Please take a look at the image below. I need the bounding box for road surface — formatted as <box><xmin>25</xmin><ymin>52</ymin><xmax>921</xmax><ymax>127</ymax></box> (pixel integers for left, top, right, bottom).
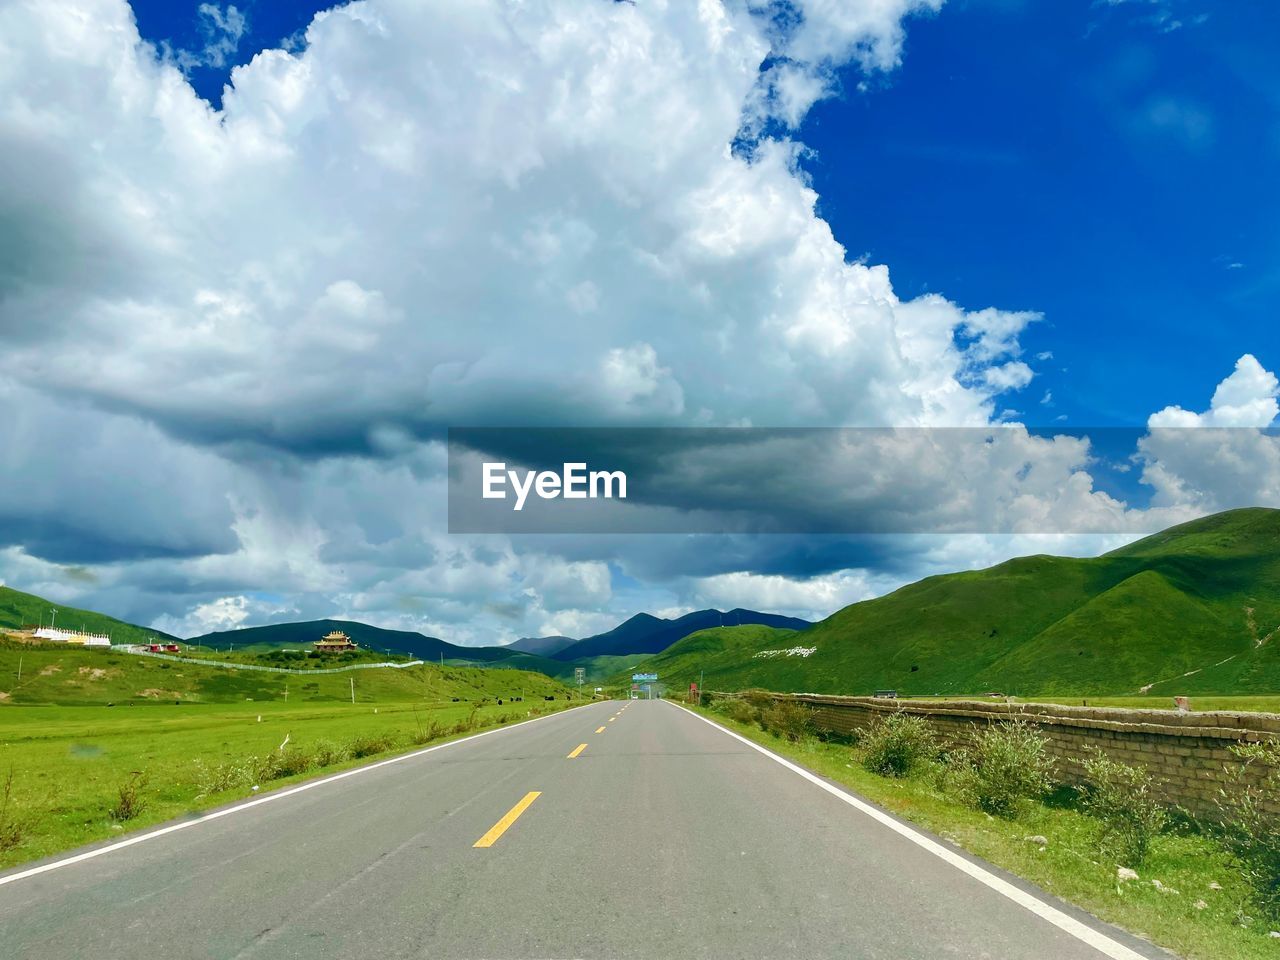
<box><xmin>0</xmin><ymin>699</ymin><xmax>1171</xmax><ymax>959</ymax></box>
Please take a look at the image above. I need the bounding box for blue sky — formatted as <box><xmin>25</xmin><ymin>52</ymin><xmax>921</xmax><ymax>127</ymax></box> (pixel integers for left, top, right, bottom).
<box><xmin>799</xmin><ymin>0</ymin><xmax>1278</xmax><ymax>426</ymax></box>
<box><xmin>2</xmin><ymin>0</ymin><xmax>1277</xmax><ymax>641</ymax></box>
<box><xmin>129</xmin><ymin>0</ymin><xmax>1279</xmax><ymax>429</ymax></box>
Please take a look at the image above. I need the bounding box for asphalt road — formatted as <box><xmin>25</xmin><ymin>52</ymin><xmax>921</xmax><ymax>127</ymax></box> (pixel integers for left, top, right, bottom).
<box><xmin>0</xmin><ymin>699</ymin><xmax>1171</xmax><ymax>960</ymax></box>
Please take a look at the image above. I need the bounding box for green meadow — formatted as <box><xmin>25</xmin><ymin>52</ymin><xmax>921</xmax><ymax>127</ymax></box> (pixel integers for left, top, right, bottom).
<box><xmin>0</xmin><ymin>641</ymin><xmax>581</xmax><ymax>869</ymax></box>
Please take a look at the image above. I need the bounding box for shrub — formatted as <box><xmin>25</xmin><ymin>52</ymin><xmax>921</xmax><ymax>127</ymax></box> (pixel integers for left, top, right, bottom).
<box><xmin>0</xmin><ymin>768</ymin><xmax>24</xmax><ymax>853</ymax></box>
<box><xmin>951</xmin><ymin>720</ymin><xmax>1055</xmax><ymax>818</ymax></box>
<box><xmin>739</xmin><ymin>689</ymin><xmax>775</xmax><ymax>711</ymax></box>
<box><xmin>312</xmin><ymin>739</ymin><xmax>350</xmax><ymax>766</ymax></box>
<box><xmin>410</xmin><ymin>722</ymin><xmax>443</xmax><ymax>746</ymax></box>
<box><xmin>272</xmin><ymin>748</ymin><xmax>316</xmax><ymax>778</ymax></box>
<box><xmin>719</xmin><ymin>698</ymin><xmax>759</xmax><ymax>726</ymax></box>
<box><xmin>860</xmin><ymin>712</ymin><xmax>937</xmax><ymax>778</ymax></box>
<box><xmin>348</xmin><ymin>733</ymin><xmax>400</xmax><ymax>759</ymax></box>
<box><xmin>193</xmin><ymin>758</ymin><xmax>251</xmax><ymax>797</ymax></box>
<box><xmin>1215</xmin><ymin>740</ymin><xmax>1280</xmax><ymax>921</ymax></box>
<box><xmin>110</xmin><ymin>772</ymin><xmax>148</xmax><ymax>822</ymax></box>
<box><xmin>760</xmin><ymin>700</ymin><xmax>814</xmax><ymax>743</ymax></box>
<box><xmin>1081</xmin><ymin>751</ymin><xmax>1167</xmax><ymax>867</ymax></box>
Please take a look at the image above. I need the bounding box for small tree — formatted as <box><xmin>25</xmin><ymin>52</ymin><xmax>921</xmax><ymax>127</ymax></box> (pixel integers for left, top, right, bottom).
<box><xmin>1081</xmin><ymin>751</ymin><xmax>1167</xmax><ymax>867</ymax></box>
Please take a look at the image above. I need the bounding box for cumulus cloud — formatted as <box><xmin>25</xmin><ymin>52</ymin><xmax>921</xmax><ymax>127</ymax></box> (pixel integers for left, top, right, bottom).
<box><xmin>0</xmin><ymin>0</ymin><xmax>1272</xmax><ymax>643</ymax></box>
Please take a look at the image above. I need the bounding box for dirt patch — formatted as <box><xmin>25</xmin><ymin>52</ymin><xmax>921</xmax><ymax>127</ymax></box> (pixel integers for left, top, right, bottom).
<box><xmin>39</xmin><ymin>664</ymin><xmax>62</xmax><ymax>677</ymax></box>
<box><xmin>136</xmin><ymin>688</ymin><xmax>184</xmax><ymax>699</ymax></box>
<box><xmin>77</xmin><ymin>666</ymin><xmax>118</xmax><ymax>681</ymax></box>
<box><xmin>0</xmin><ymin>691</ymin><xmax>10</xmax><ymax>702</ymax></box>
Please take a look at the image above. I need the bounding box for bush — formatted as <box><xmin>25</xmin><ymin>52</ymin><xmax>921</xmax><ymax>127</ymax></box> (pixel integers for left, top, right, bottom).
<box><xmin>1215</xmin><ymin>740</ymin><xmax>1280</xmax><ymax>921</ymax></box>
<box><xmin>110</xmin><ymin>772</ymin><xmax>148</xmax><ymax>822</ymax></box>
<box><xmin>718</xmin><ymin>698</ymin><xmax>759</xmax><ymax>726</ymax></box>
<box><xmin>951</xmin><ymin>721</ymin><xmax>1055</xmax><ymax>818</ymax></box>
<box><xmin>193</xmin><ymin>758</ymin><xmax>251</xmax><ymax>797</ymax></box>
<box><xmin>312</xmin><ymin>739</ymin><xmax>350</xmax><ymax>766</ymax></box>
<box><xmin>410</xmin><ymin>722</ymin><xmax>443</xmax><ymax>746</ymax></box>
<box><xmin>347</xmin><ymin>733</ymin><xmax>400</xmax><ymax>759</ymax></box>
<box><xmin>860</xmin><ymin>712</ymin><xmax>937</xmax><ymax>778</ymax></box>
<box><xmin>0</xmin><ymin>768</ymin><xmax>24</xmax><ymax>853</ymax></box>
<box><xmin>760</xmin><ymin>700</ymin><xmax>814</xmax><ymax>743</ymax></box>
<box><xmin>1081</xmin><ymin>751</ymin><xmax>1167</xmax><ymax>867</ymax></box>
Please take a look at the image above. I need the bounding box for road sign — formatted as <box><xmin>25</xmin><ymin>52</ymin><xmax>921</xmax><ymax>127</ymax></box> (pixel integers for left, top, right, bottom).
<box><xmin>574</xmin><ymin>667</ymin><xmax>586</xmax><ymax>686</ymax></box>
<box><xmin>632</xmin><ymin>673</ymin><xmax>658</xmax><ymax>682</ymax></box>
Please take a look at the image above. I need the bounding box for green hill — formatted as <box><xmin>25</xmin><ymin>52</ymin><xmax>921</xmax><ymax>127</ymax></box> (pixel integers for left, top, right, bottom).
<box><xmin>0</xmin><ymin>585</ymin><xmax>178</xmax><ymax>645</ymax></box>
<box><xmin>0</xmin><ymin>639</ymin><xmax>571</xmax><ymax>706</ymax></box>
<box><xmin>615</xmin><ymin>508</ymin><xmax>1280</xmax><ymax>698</ymax></box>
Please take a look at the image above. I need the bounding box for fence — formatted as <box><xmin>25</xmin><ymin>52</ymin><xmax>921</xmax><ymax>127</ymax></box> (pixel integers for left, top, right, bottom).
<box><xmin>709</xmin><ymin>691</ymin><xmax>1280</xmax><ymax>817</ymax></box>
<box><xmin>119</xmin><ymin>647</ymin><xmax>426</xmax><ymax>676</ymax></box>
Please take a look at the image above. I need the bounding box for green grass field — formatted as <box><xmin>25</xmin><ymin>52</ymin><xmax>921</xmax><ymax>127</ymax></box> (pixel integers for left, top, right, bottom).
<box><xmin>0</xmin><ymin>697</ymin><xmax>585</xmax><ymax>870</ymax></box>
<box><xmin>0</xmin><ymin>638</ymin><xmax>583</xmax><ymax>869</ymax></box>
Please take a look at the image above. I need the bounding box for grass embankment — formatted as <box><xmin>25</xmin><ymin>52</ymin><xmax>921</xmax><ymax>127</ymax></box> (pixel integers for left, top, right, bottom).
<box><xmin>688</xmin><ymin>699</ymin><xmax>1277</xmax><ymax>960</ymax></box>
<box><xmin>0</xmin><ymin>697</ymin><xmax>584</xmax><ymax>870</ymax></box>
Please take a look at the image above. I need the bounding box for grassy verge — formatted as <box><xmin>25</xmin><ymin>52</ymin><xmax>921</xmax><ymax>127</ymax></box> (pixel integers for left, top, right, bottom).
<box><xmin>687</xmin><ymin>701</ymin><xmax>1272</xmax><ymax>960</ymax></box>
<box><xmin>0</xmin><ymin>697</ymin><xmax>584</xmax><ymax>870</ymax></box>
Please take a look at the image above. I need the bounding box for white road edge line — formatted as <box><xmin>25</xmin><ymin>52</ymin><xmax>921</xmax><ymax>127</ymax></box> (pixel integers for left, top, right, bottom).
<box><xmin>0</xmin><ymin>701</ymin><xmax>597</xmax><ymax>889</ymax></box>
<box><xmin>669</xmin><ymin>701</ymin><xmax>1150</xmax><ymax>960</ymax></box>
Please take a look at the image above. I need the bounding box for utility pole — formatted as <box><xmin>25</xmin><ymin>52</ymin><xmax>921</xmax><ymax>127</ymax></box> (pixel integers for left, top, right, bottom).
<box><xmin>50</xmin><ymin>608</ymin><xmax>57</xmax><ymax>630</ymax></box>
<box><xmin>16</xmin><ymin>655</ymin><xmax>22</xmax><ymax>686</ymax></box>
<box><xmin>350</xmin><ymin>677</ymin><xmax>355</xmax><ymax>704</ymax></box>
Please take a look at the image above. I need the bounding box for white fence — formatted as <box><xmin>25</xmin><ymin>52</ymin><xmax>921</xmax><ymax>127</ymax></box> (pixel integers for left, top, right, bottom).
<box><xmin>119</xmin><ymin>647</ymin><xmax>426</xmax><ymax>676</ymax></box>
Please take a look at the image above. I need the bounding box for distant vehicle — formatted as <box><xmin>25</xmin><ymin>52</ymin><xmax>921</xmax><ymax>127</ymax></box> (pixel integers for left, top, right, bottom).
<box><xmin>873</xmin><ymin>690</ymin><xmax>898</xmax><ymax>699</ymax></box>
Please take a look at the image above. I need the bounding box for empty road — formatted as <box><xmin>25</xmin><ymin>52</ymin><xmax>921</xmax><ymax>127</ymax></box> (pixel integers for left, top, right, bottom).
<box><xmin>0</xmin><ymin>699</ymin><xmax>1169</xmax><ymax>959</ymax></box>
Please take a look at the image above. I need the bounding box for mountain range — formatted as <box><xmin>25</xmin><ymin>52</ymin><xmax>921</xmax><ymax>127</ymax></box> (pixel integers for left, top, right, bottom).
<box><xmin>185</xmin><ymin>608</ymin><xmax>808</xmax><ymax>679</ymax></box>
<box><xmin>7</xmin><ymin>508</ymin><xmax>1279</xmax><ymax>698</ymax></box>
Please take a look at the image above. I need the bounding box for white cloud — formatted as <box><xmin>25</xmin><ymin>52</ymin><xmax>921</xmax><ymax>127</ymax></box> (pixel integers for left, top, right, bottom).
<box><xmin>688</xmin><ymin>569</ymin><xmax>882</xmax><ymax>622</ymax></box>
<box><xmin>0</xmin><ymin>0</ymin><xmax>1270</xmax><ymax>646</ymax></box>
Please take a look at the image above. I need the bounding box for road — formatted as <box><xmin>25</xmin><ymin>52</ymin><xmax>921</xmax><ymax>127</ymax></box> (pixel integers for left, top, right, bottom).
<box><xmin>0</xmin><ymin>699</ymin><xmax>1169</xmax><ymax>959</ymax></box>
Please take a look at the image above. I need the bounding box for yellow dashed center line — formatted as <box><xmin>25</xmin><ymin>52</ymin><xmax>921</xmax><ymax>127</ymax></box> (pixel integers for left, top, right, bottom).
<box><xmin>567</xmin><ymin>743</ymin><xmax>588</xmax><ymax>759</ymax></box>
<box><xmin>595</xmin><ymin>726</ymin><xmax>606</xmax><ymax>734</ymax></box>
<box><xmin>473</xmin><ymin>791</ymin><xmax>541</xmax><ymax>848</ymax></box>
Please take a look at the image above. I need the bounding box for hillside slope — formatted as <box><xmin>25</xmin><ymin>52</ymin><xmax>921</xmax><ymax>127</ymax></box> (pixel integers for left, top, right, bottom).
<box><xmin>619</xmin><ymin>508</ymin><xmax>1280</xmax><ymax>698</ymax></box>
<box><xmin>553</xmin><ymin>608</ymin><xmax>812</xmax><ymax>661</ymax></box>
<box><xmin>0</xmin><ymin>640</ymin><xmax>570</xmax><ymax>706</ymax></box>
<box><xmin>0</xmin><ymin>586</ymin><xmax>177</xmax><ymax>645</ymax></box>
<box><xmin>506</xmin><ymin>635</ymin><xmax>577</xmax><ymax>657</ymax></box>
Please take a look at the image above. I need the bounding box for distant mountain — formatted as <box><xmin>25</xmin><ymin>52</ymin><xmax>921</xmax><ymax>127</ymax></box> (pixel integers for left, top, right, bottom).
<box><xmin>613</xmin><ymin>508</ymin><xmax>1280</xmax><ymax>698</ymax></box>
<box><xmin>553</xmin><ymin>608</ymin><xmax>812</xmax><ymax>661</ymax></box>
<box><xmin>190</xmin><ymin>619</ymin><xmax>486</xmax><ymax>662</ymax></box>
<box><xmin>506</xmin><ymin>635</ymin><xmax>577</xmax><ymax>657</ymax></box>
<box><xmin>0</xmin><ymin>585</ymin><xmax>178</xmax><ymax>646</ymax></box>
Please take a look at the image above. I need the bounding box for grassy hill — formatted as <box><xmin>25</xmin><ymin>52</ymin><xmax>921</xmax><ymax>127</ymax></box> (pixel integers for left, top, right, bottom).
<box><xmin>0</xmin><ymin>585</ymin><xmax>178</xmax><ymax>645</ymax></box>
<box><xmin>614</xmin><ymin>508</ymin><xmax>1280</xmax><ymax>698</ymax></box>
<box><xmin>0</xmin><ymin>639</ymin><xmax>572</xmax><ymax>706</ymax></box>
<box><xmin>552</xmin><ymin>608</ymin><xmax>811</xmax><ymax>661</ymax></box>
<box><xmin>506</xmin><ymin>635</ymin><xmax>577</xmax><ymax>656</ymax></box>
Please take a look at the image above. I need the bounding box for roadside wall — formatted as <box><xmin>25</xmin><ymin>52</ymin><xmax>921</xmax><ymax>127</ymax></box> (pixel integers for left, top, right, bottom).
<box><xmin>714</xmin><ymin>692</ymin><xmax>1280</xmax><ymax>817</ymax></box>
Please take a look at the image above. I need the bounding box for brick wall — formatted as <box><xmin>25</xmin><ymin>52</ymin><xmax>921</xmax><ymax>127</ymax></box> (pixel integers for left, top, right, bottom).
<box><xmin>716</xmin><ymin>692</ymin><xmax>1280</xmax><ymax>816</ymax></box>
